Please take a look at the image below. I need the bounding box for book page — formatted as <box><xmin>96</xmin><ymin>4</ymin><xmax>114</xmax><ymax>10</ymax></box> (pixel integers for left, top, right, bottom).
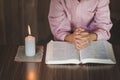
<box><xmin>45</xmin><ymin>41</ymin><xmax>80</xmax><ymax>64</ymax></box>
<box><xmin>80</xmin><ymin>41</ymin><xmax>116</xmax><ymax>64</ymax></box>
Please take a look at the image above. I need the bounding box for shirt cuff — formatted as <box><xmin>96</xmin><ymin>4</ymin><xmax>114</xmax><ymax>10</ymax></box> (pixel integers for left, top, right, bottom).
<box><xmin>94</xmin><ymin>29</ymin><xmax>110</xmax><ymax>40</ymax></box>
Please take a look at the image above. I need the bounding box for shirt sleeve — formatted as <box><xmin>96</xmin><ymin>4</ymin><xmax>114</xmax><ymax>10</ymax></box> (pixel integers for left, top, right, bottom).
<box><xmin>90</xmin><ymin>0</ymin><xmax>113</xmax><ymax>40</ymax></box>
<box><xmin>48</xmin><ymin>0</ymin><xmax>71</xmax><ymax>41</ymax></box>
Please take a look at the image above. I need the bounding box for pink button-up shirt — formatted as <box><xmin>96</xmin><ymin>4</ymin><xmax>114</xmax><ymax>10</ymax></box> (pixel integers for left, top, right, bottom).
<box><xmin>48</xmin><ymin>0</ymin><xmax>112</xmax><ymax>41</ymax></box>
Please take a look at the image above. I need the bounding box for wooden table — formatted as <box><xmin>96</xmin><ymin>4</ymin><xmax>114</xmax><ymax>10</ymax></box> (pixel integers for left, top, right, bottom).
<box><xmin>0</xmin><ymin>44</ymin><xmax>120</xmax><ymax>80</ymax></box>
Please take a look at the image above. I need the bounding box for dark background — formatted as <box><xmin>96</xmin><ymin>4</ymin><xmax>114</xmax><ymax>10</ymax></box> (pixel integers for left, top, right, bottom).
<box><xmin>0</xmin><ymin>0</ymin><xmax>120</xmax><ymax>45</ymax></box>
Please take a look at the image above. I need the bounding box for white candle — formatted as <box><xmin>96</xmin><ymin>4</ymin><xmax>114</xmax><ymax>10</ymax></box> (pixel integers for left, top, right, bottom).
<box><xmin>25</xmin><ymin>25</ymin><xmax>36</xmax><ymax>56</ymax></box>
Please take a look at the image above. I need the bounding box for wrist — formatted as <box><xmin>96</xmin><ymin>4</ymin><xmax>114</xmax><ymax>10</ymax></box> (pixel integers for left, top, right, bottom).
<box><xmin>89</xmin><ymin>33</ymin><xmax>97</xmax><ymax>41</ymax></box>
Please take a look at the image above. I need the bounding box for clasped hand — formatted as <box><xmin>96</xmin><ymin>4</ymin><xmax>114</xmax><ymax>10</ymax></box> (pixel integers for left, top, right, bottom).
<box><xmin>65</xmin><ymin>28</ymin><xmax>97</xmax><ymax>50</ymax></box>
<box><xmin>74</xmin><ymin>28</ymin><xmax>91</xmax><ymax>49</ymax></box>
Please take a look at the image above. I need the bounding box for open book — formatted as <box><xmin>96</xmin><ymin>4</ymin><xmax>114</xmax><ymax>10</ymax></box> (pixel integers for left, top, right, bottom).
<box><xmin>45</xmin><ymin>40</ymin><xmax>116</xmax><ymax>64</ymax></box>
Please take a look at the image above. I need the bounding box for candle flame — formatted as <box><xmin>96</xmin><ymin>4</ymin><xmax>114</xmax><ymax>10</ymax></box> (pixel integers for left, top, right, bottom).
<box><xmin>28</xmin><ymin>25</ymin><xmax>31</xmax><ymax>35</ymax></box>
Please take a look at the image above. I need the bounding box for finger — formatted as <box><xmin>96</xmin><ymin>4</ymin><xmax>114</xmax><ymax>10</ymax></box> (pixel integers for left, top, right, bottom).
<box><xmin>74</xmin><ymin>31</ymin><xmax>89</xmax><ymax>38</ymax></box>
<box><xmin>75</xmin><ymin>42</ymin><xmax>83</xmax><ymax>50</ymax></box>
<box><xmin>75</xmin><ymin>39</ymin><xmax>83</xmax><ymax>49</ymax></box>
<box><xmin>75</xmin><ymin>28</ymin><xmax>85</xmax><ymax>34</ymax></box>
<box><xmin>77</xmin><ymin>42</ymin><xmax>88</xmax><ymax>49</ymax></box>
<box><xmin>77</xmin><ymin>28</ymin><xmax>85</xmax><ymax>31</ymax></box>
<box><xmin>75</xmin><ymin>34</ymin><xmax>89</xmax><ymax>40</ymax></box>
<box><xmin>74</xmin><ymin>35</ymin><xmax>82</xmax><ymax>39</ymax></box>
<box><xmin>80</xmin><ymin>31</ymin><xmax>89</xmax><ymax>36</ymax></box>
<box><xmin>75</xmin><ymin>41</ymin><xmax>87</xmax><ymax>50</ymax></box>
<box><xmin>75</xmin><ymin>38</ymin><xmax>89</xmax><ymax>48</ymax></box>
<box><xmin>81</xmin><ymin>41</ymin><xmax>88</xmax><ymax>47</ymax></box>
<box><xmin>76</xmin><ymin>44</ymin><xmax>81</xmax><ymax>50</ymax></box>
<box><xmin>75</xmin><ymin>36</ymin><xmax>89</xmax><ymax>44</ymax></box>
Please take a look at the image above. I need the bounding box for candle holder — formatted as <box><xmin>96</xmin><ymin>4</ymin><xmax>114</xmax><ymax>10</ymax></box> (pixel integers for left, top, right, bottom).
<box><xmin>14</xmin><ymin>46</ymin><xmax>43</xmax><ymax>62</ymax></box>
